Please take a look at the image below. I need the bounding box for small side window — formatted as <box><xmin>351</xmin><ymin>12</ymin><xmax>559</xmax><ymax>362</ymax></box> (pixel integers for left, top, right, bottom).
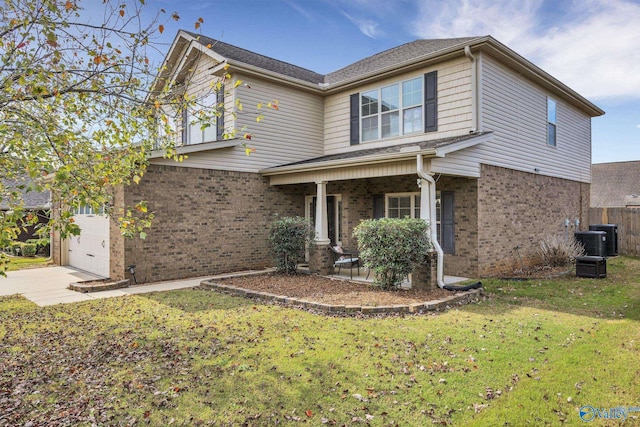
<box><xmin>547</xmin><ymin>97</ymin><xmax>557</xmax><ymax>147</ymax></box>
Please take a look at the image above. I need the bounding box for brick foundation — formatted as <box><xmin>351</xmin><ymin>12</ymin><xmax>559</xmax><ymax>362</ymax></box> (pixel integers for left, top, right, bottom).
<box><xmin>309</xmin><ymin>244</ymin><xmax>333</xmax><ymax>276</ymax></box>
<box><xmin>412</xmin><ymin>252</ymin><xmax>439</xmax><ymax>290</ymax></box>
<box><xmin>477</xmin><ymin>164</ymin><xmax>589</xmax><ymax>276</ymax></box>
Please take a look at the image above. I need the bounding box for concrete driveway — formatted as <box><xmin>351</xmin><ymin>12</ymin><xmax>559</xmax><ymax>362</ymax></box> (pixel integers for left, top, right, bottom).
<box><xmin>0</xmin><ymin>266</ymin><xmax>205</xmax><ymax>307</ymax></box>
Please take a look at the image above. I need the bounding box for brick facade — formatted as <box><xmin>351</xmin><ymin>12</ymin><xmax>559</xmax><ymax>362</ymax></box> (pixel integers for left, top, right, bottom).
<box><xmin>105</xmin><ymin>163</ymin><xmax>588</xmax><ymax>283</ymax></box>
<box><xmin>112</xmin><ymin>165</ymin><xmax>310</xmax><ymax>283</ymax></box>
<box><xmin>477</xmin><ymin>164</ymin><xmax>590</xmax><ymax>276</ymax></box>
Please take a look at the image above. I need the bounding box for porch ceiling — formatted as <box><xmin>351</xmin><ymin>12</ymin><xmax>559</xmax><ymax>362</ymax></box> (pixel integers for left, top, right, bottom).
<box><xmin>261</xmin><ymin>131</ymin><xmax>492</xmax><ymax>185</ymax></box>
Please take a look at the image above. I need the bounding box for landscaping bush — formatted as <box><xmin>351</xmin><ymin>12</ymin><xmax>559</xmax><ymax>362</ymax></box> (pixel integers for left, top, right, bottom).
<box><xmin>268</xmin><ymin>216</ymin><xmax>315</xmax><ymax>274</ymax></box>
<box><xmin>11</xmin><ymin>242</ymin><xmax>22</xmax><ymax>256</ymax></box>
<box><xmin>537</xmin><ymin>235</ymin><xmax>585</xmax><ymax>267</ymax></box>
<box><xmin>20</xmin><ymin>243</ymin><xmax>37</xmax><ymax>257</ymax></box>
<box><xmin>353</xmin><ymin>218</ymin><xmax>432</xmax><ymax>289</ymax></box>
<box><xmin>27</xmin><ymin>238</ymin><xmax>50</xmax><ymax>256</ymax></box>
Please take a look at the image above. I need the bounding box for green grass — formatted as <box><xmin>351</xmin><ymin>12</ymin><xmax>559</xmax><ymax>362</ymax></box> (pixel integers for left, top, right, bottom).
<box><xmin>5</xmin><ymin>255</ymin><xmax>52</xmax><ymax>271</ymax></box>
<box><xmin>0</xmin><ymin>258</ymin><xmax>639</xmax><ymax>425</ymax></box>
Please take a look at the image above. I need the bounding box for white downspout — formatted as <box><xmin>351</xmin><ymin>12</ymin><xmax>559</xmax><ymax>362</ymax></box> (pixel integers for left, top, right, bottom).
<box><xmin>464</xmin><ymin>45</ymin><xmax>480</xmax><ymax>133</ymax></box>
<box><xmin>417</xmin><ymin>154</ymin><xmax>445</xmax><ymax>289</ymax></box>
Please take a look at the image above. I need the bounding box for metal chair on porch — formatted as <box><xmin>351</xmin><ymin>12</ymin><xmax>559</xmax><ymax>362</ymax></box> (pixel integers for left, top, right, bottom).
<box><xmin>329</xmin><ymin>245</ymin><xmax>360</xmax><ymax>279</ymax></box>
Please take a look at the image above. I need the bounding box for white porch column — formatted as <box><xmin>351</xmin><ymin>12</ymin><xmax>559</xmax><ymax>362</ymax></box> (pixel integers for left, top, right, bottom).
<box><xmin>419</xmin><ymin>178</ymin><xmax>431</xmax><ymax>224</ymax></box>
<box><xmin>315</xmin><ymin>181</ymin><xmax>331</xmax><ymax>245</ymax></box>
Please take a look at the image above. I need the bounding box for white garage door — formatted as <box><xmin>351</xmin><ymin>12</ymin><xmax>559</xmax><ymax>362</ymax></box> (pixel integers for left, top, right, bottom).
<box><xmin>68</xmin><ymin>208</ymin><xmax>110</xmax><ymax>278</ymax></box>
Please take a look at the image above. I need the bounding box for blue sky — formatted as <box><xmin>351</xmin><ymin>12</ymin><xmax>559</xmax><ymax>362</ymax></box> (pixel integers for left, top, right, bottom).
<box><xmin>135</xmin><ymin>0</ymin><xmax>640</xmax><ymax>164</ymax></box>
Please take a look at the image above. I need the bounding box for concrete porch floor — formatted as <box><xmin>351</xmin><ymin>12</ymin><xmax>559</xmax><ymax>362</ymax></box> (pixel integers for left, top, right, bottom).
<box><xmin>298</xmin><ymin>264</ymin><xmax>469</xmax><ymax>286</ymax></box>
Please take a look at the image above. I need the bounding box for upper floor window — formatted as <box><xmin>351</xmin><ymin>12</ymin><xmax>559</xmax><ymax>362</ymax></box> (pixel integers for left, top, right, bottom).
<box><xmin>350</xmin><ymin>71</ymin><xmax>437</xmax><ymax>145</ymax></box>
<box><xmin>361</xmin><ymin>78</ymin><xmax>424</xmax><ymax>143</ymax></box>
<box><xmin>181</xmin><ymin>86</ymin><xmax>225</xmax><ymax>146</ymax></box>
<box><xmin>183</xmin><ymin>93</ymin><xmax>217</xmax><ymax>145</ymax></box>
<box><xmin>547</xmin><ymin>97</ymin><xmax>556</xmax><ymax>147</ymax></box>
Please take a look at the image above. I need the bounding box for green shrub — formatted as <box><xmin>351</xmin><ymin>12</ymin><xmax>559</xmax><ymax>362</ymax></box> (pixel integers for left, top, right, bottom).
<box><xmin>353</xmin><ymin>218</ymin><xmax>432</xmax><ymax>289</ymax></box>
<box><xmin>26</xmin><ymin>238</ymin><xmax>50</xmax><ymax>256</ymax></box>
<box><xmin>11</xmin><ymin>242</ymin><xmax>22</xmax><ymax>256</ymax></box>
<box><xmin>21</xmin><ymin>243</ymin><xmax>37</xmax><ymax>257</ymax></box>
<box><xmin>268</xmin><ymin>216</ymin><xmax>315</xmax><ymax>274</ymax></box>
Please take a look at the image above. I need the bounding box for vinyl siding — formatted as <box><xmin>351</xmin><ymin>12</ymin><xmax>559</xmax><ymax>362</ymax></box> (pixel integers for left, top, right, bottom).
<box><xmin>465</xmin><ymin>53</ymin><xmax>592</xmax><ymax>183</ymax></box>
<box><xmin>153</xmin><ymin>64</ymin><xmax>324</xmax><ymax>173</ymax></box>
<box><xmin>324</xmin><ymin>57</ymin><xmax>473</xmax><ymax>155</ymax></box>
<box><xmin>268</xmin><ymin>160</ymin><xmax>417</xmax><ymax>185</ymax></box>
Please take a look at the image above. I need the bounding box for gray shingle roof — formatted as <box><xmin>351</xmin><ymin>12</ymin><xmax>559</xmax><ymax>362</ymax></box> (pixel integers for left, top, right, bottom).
<box><xmin>184</xmin><ymin>31</ymin><xmax>325</xmax><ymax>84</ymax></box>
<box><xmin>1</xmin><ymin>177</ymin><xmax>50</xmax><ymax>210</ymax></box>
<box><xmin>591</xmin><ymin>161</ymin><xmax>640</xmax><ymax>207</ymax></box>
<box><xmin>267</xmin><ymin>132</ymin><xmax>491</xmax><ymax>170</ymax></box>
<box><xmin>187</xmin><ymin>31</ymin><xmax>480</xmax><ymax>86</ymax></box>
<box><xmin>324</xmin><ymin>37</ymin><xmax>480</xmax><ymax>84</ymax></box>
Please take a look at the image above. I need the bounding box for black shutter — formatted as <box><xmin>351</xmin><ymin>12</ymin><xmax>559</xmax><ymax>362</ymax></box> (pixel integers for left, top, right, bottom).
<box><xmin>350</xmin><ymin>93</ymin><xmax>359</xmax><ymax>145</ymax></box>
<box><xmin>373</xmin><ymin>194</ymin><xmax>384</xmax><ymax>219</ymax></box>
<box><xmin>441</xmin><ymin>191</ymin><xmax>454</xmax><ymax>253</ymax></box>
<box><xmin>424</xmin><ymin>71</ymin><xmax>437</xmax><ymax>132</ymax></box>
<box><xmin>216</xmin><ymin>84</ymin><xmax>225</xmax><ymax>140</ymax></box>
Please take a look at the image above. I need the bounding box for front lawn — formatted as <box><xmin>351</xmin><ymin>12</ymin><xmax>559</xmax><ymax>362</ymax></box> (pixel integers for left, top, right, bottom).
<box><xmin>5</xmin><ymin>255</ymin><xmax>52</xmax><ymax>271</ymax></box>
<box><xmin>1</xmin><ymin>257</ymin><xmax>639</xmax><ymax>425</ymax></box>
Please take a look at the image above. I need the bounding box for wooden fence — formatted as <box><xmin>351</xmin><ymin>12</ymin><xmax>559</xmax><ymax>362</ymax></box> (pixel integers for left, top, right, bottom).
<box><xmin>588</xmin><ymin>208</ymin><xmax>640</xmax><ymax>256</ymax></box>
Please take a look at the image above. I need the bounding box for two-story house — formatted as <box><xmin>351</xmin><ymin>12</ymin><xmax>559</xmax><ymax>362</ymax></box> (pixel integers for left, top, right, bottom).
<box><xmin>55</xmin><ymin>30</ymin><xmax>603</xmax><ymax>284</ymax></box>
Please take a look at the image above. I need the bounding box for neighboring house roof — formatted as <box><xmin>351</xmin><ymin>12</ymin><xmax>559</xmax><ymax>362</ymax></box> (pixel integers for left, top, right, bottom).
<box><xmin>0</xmin><ymin>178</ymin><xmax>51</xmax><ymax>210</ymax></box>
<box><xmin>262</xmin><ymin>132</ymin><xmax>493</xmax><ymax>175</ymax></box>
<box><xmin>591</xmin><ymin>161</ymin><xmax>640</xmax><ymax>207</ymax></box>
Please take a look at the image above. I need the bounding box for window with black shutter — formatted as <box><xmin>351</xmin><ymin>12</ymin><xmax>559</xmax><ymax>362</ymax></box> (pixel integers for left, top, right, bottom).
<box><xmin>349</xmin><ymin>71</ymin><xmax>438</xmax><ymax>143</ymax></box>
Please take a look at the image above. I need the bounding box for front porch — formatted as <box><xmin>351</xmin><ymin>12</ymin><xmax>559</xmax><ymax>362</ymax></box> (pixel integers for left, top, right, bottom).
<box><xmin>297</xmin><ymin>263</ymin><xmax>470</xmax><ymax>287</ymax></box>
<box><xmin>262</xmin><ymin>136</ymin><xmax>490</xmax><ymax>282</ymax></box>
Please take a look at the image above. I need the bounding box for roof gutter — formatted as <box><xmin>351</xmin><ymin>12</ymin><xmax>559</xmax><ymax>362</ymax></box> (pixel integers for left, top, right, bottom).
<box><xmin>464</xmin><ymin>46</ymin><xmax>481</xmax><ymax>132</ymax></box>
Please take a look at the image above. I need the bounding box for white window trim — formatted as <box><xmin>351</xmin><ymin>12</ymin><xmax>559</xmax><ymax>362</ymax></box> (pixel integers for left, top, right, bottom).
<box><xmin>183</xmin><ymin>93</ymin><xmax>217</xmax><ymax>146</ymax></box>
<box><xmin>385</xmin><ymin>192</ymin><xmax>421</xmax><ymax>219</ymax></box>
<box><xmin>360</xmin><ymin>76</ymin><xmax>424</xmax><ymax>143</ymax></box>
<box><xmin>547</xmin><ymin>97</ymin><xmax>557</xmax><ymax>148</ymax></box>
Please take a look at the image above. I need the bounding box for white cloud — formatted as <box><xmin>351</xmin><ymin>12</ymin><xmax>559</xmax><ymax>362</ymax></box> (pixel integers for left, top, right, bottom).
<box><xmin>283</xmin><ymin>0</ymin><xmax>314</xmax><ymax>20</ymax></box>
<box><xmin>342</xmin><ymin>11</ymin><xmax>383</xmax><ymax>38</ymax></box>
<box><xmin>410</xmin><ymin>0</ymin><xmax>640</xmax><ymax>101</ymax></box>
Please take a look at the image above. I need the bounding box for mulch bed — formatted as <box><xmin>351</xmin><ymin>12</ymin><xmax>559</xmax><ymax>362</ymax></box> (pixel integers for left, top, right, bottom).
<box><xmin>215</xmin><ymin>273</ymin><xmax>456</xmax><ymax>307</ymax></box>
